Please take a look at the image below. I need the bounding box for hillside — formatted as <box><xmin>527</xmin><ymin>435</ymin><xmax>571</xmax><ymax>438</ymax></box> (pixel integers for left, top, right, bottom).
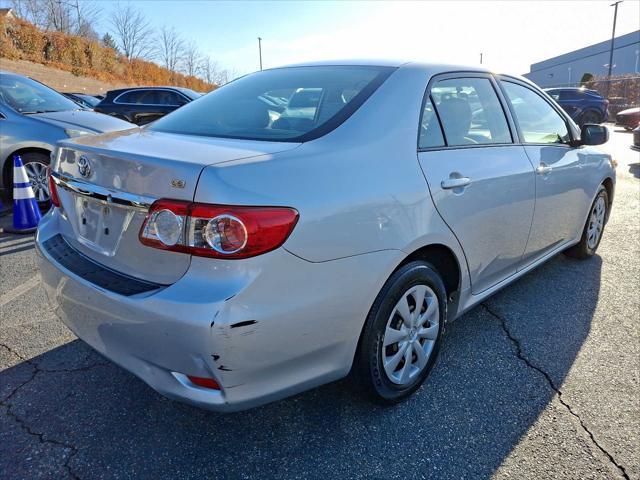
<box><xmin>1</xmin><ymin>58</ymin><xmax>128</xmax><ymax>94</ymax></box>
<box><xmin>0</xmin><ymin>17</ymin><xmax>215</xmax><ymax>92</ymax></box>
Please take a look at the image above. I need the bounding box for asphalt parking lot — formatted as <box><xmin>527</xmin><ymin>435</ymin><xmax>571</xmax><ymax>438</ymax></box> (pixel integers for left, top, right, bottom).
<box><xmin>1</xmin><ymin>127</ymin><xmax>638</xmax><ymax>480</ymax></box>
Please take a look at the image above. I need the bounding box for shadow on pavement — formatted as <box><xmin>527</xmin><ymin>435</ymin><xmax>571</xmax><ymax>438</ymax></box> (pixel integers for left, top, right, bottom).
<box><xmin>1</xmin><ymin>254</ymin><xmax>602</xmax><ymax>479</ymax></box>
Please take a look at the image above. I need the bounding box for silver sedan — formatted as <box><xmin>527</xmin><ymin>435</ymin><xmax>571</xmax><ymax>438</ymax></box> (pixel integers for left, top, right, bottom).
<box><xmin>0</xmin><ymin>71</ymin><xmax>132</xmax><ymax>202</ymax></box>
<box><xmin>37</xmin><ymin>60</ymin><xmax>614</xmax><ymax>411</ymax></box>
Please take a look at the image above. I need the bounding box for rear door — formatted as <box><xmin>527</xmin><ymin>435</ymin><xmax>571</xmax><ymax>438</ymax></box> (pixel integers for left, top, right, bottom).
<box><xmin>498</xmin><ymin>79</ymin><xmax>587</xmax><ymax>265</ymax></box>
<box><xmin>417</xmin><ymin>73</ymin><xmax>536</xmax><ymax>293</ymax></box>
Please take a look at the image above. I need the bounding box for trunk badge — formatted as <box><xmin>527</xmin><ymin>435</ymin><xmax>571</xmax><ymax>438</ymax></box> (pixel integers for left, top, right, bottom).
<box><xmin>170</xmin><ymin>179</ymin><xmax>186</xmax><ymax>189</ymax></box>
<box><xmin>78</xmin><ymin>156</ymin><xmax>91</xmax><ymax>178</ymax></box>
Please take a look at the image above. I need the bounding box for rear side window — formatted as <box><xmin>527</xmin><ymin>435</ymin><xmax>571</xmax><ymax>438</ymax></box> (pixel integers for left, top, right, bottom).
<box><xmin>115</xmin><ymin>90</ymin><xmax>150</xmax><ymax>104</ymax></box>
<box><xmin>501</xmin><ymin>81</ymin><xmax>570</xmax><ymax>144</ymax></box>
<box><xmin>559</xmin><ymin>90</ymin><xmax>580</xmax><ymax>100</ymax></box>
<box><xmin>115</xmin><ymin>90</ymin><xmax>137</xmax><ymax>103</ymax></box>
<box><xmin>429</xmin><ymin>77</ymin><xmax>512</xmax><ymax>146</ymax></box>
<box><xmin>148</xmin><ymin>65</ymin><xmax>394</xmax><ymax>142</ymax></box>
<box><xmin>419</xmin><ymin>97</ymin><xmax>445</xmax><ymax>148</ymax></box>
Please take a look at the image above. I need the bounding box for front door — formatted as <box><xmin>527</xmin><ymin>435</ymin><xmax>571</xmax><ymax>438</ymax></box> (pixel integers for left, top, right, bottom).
<box><xmin>499</xmin><ymin>79</ymin><xmax>587</xmax><ymax>265</ymax></box>
<box><xmin>417</xmin><ymin>75</ymin><xmax>536</xmax><ymax>293</ymax></box>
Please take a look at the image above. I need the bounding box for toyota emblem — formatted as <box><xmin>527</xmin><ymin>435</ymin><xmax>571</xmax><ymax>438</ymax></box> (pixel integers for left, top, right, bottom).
<box><xmin>78</xmin><ymin>156</ymin><xmax>91</xmax><ymax>178</ymax></box>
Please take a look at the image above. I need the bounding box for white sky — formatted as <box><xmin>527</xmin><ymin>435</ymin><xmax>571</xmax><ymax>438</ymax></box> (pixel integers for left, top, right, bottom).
<box><xmin>206</xmin><ymin>0</ymin><xmax>640</xmax><ymax>75</ymax></box>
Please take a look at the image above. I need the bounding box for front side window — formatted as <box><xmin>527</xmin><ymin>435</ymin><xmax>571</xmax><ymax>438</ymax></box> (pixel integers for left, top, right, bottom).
<box><xmin>116</xmin><ymin>90</ymin><xmax>147</xmax><ymax>104</ymax></box>
<box><xmin>429</xmin><ymin>77</ymin><xmax>512</xmax><ymax>147</ymax></box>
<box><xmin>155</xmin><ymin>90</ymin><xmax>185</xmax><ymax>106</ymax></box>
<box><xmin>148</xmin><ymin>65</ymin><xmax>394</xmax><ymax>141</ymax></box>
<box><xmin>501</xmin><ymin>81</ymin><xmax>570</xmax><ymax>144</ymax></box>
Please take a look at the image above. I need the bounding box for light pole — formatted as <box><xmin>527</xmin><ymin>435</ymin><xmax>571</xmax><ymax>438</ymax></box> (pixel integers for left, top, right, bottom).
<box><xmin>606</xmin><ymin>1</ymin><xmax>622</xmax><ymax>96</ymax></box>
<box><xmin>568</xmin><ymin>66</ymin><xmax>572</xmax><ymax>86</ymax></box>
<box><xmin>479</xmin><ymin>52</ymin><xmax>483</xmax><ymax>65</ymax></box>
<box><xmin>258</xmin><ymin>37</ymin><xmax>263</xmax><ymax>71</ymax></box>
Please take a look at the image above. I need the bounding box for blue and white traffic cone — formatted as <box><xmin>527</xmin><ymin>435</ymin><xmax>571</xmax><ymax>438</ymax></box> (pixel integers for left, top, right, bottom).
<box><xmin>8</xmin><ymin>155</ymin><xmax>42</xmax><ymax>234</ymax></box>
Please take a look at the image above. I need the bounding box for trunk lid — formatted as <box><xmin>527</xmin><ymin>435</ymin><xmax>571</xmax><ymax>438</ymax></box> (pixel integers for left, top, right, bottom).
<box><xmin>53</xmin><ymin>128</ymin><xmax>300</xmax><ymax>284</ymax></box>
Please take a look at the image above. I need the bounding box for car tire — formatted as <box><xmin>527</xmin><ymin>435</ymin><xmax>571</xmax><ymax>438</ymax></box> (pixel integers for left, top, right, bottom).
<box><xmin>18</xmin><ymin>152</ymin><xmax>51</xmax><ymax>205</ymax></box>
<box><xmin>564</xmin><ymin>185</ymin><xmax>609</xmax><ymax>259</ymax></box>
<box><xmin>353</xmin><ymin>261</ymin><xmax>447</xmax><ymax>404</ymax></box>
<box><xmin>580</xmin><ymin>110</ymin><xmax>602</xmax><ymax>125</ymax></box>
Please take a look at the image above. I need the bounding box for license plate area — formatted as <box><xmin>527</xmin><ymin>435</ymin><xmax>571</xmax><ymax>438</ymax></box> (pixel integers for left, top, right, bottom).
<box><xmin>72</xmin><ymin>194</ymin><xmax>135</xmax><ymax>257</ymax></box>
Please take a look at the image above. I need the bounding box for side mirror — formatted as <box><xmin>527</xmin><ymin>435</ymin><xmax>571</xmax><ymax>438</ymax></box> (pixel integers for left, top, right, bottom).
<box><xmin>580</xmin><ymin>124</ymin><xmax>608</xmax><ymax>146</ymax></box>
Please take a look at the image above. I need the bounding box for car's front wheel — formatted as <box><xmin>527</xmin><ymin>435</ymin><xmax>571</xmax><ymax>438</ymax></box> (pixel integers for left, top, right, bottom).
<box><xmin>20</xmin><ymin>152</ymin><xmax>51</xmax><ymax>204</ymax></box>
<box><xmin>354</xmin><ymin>261</ymin><xmax>446</xmax><ymax>404</ymax></box>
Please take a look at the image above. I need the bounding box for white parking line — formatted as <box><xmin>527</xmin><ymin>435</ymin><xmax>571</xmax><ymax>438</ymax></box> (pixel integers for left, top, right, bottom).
<box><xmin>0</xmin><ymin>275</ymin><xmax>41</xmax><ymax>308</ymax></box>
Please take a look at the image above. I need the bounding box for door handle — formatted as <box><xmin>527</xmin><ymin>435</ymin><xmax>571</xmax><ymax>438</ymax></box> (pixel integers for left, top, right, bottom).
<box><xmin>536</xmin><ymin>163</ymin><xmax>552</xmax><ymax>175</ymax></box>
<box><xmin>441</xmin><ymin>177</ymin><xmax>471</xmax><ymax>189</ymax></box>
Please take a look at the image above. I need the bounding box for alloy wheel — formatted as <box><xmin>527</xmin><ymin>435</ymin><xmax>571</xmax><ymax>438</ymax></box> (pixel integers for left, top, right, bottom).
<box><xmin>587</xmin><ymin>195</ymin><xmax>606</xmax><ymax>250</ymax></box>
<box><xmin>23</xmin><ymin>161</ymin><xmax>50</xmax><ymax>202</ymax></box>
<box><xmin>382</xmin><ymin>284</ymin><xmax>440</xmax><ymax>386</ymax></box>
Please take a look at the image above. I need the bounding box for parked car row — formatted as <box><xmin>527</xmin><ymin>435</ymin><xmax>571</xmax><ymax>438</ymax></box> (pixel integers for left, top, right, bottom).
<box><xmin>0</xmin><ymin>71</ymin><xmax>203</xmax><ymax>201</ymax></box>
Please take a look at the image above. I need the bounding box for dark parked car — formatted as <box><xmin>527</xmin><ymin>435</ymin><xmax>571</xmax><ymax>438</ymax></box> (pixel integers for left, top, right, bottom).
<box><xmin>632</xmin><ymin>124</ymin><xmax>640</xmax><ymax>151</ymax></box>
<box><xmin>62</xmin><ymin>92</ymin><xmax>101</xmax><ymax>109</ymax></box>
<box><xmin>545</xmin><ymin>87</ymin><xmax>609</xmax><ymax>126</ymax></box>
<box><xmin>94</xmin><ymin>86</ymin><xmax>200</xmax><ymax>125</ymax></box>
<box><xmin>616</xmin><ymin>107</ymin><xmax>640</xmax><ymax>131</ymax></box>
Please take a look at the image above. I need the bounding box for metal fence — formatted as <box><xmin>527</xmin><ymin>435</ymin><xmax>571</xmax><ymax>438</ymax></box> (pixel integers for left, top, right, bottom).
<box><xmin>545</xmin><ymin>75</ymin><xmax>640</xmax><ymax>117</ymax></box>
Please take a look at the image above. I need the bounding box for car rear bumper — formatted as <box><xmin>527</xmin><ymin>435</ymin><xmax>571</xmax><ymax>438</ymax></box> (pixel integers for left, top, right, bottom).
<box><xmin>36</xmin><ymin>209</ymin><xmax>401</xmax><ymax>411</ymax></box>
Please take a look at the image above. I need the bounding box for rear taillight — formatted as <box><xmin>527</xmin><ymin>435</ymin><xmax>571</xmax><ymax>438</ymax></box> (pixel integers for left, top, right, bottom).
<box><xmin>47</xmin><ymin>167</ymin><xmax>60</xmax><ymax>207</ymax></box>
<box><xmin>139</xmin><ymin>199</ymin><xmax>299</xmax><ymax>259</ymax></box>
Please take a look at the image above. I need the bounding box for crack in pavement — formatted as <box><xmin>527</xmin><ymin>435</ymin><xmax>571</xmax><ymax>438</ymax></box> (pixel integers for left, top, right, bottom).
<box><xmin>1</xmin><ymin>341</ymin><xmax>109</xmax><ymax>480</ymax></box>
<box><xmin>482</xmin><ymin>303</ymin><xmax>630</xmax><ymax>480</ymax></box>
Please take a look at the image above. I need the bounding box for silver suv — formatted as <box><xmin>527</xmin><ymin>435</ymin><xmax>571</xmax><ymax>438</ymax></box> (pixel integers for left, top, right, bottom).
<box><xmin>0</xmin><ymin>71</ymin><xmax>133</xmax><ymax>201</ymax></box>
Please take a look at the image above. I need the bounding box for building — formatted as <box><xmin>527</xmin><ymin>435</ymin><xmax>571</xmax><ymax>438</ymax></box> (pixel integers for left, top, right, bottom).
<box><xmin>524</xmin><ymin>30</ymin><xmax>640</xmax><ymax>87</ymax></box>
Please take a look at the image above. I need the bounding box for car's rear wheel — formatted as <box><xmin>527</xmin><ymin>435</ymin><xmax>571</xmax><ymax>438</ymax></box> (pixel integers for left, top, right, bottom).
<box><xmin>565</xmin><ymin>185</ymin><xmax>609</xmax><ymax>259</ymax></box>
<box><xmin>580</xmin><ymin>110</ymin><xmax>602</xmax><ymax>125</ymax></box>
<box><xmin>353</xmin><ymin>261</ymin><xmax>446</xmax><ymax>404</ymax></box>
<box><xmin>20</xmin><ymin>152</ymin><xmax>51</xmax><ymax>204</ymax></box>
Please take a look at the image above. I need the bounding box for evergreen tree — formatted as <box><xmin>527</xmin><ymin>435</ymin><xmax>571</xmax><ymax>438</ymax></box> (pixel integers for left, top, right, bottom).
<box><xmin>102</xmin><ymin>32</ymin><xmax>118</xmax><ymax>52</ymax></box>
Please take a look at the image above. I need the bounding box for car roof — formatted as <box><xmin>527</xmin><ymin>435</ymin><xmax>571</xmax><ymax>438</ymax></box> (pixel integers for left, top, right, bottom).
<box><xmin>545</xmin><ymin>87</ymin><xmax>599</xmax><ymax>93</ymax></box>
<box><xmin>271</xmin><ymin>59</ymin><xmax>511</xmax><ymax>76</ymax></box>
<box><xmin>106</xmin><ymin>86</ymin><xmax>190</xmax><ymax>94</ymax></box>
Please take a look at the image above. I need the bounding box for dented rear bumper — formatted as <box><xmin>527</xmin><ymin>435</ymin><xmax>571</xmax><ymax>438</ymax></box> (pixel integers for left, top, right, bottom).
<box><xmin>36</xmin><ymin>208</ymin><xmax>403</xmax><ymax>411</ymax></box>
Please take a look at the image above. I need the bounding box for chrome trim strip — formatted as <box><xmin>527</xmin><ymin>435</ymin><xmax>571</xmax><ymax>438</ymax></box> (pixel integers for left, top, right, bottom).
<box><xmin>51</xmin><ymin>171</ymin><xmax>154</xmax><ymax>211</ymax></box>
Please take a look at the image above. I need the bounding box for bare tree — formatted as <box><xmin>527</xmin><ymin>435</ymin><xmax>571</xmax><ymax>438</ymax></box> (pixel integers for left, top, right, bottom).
<box><xmin>42</xmin><ymin>0</ymin><xmax>73</xmax><ymax>33</ymax></box>
<box><xmin>182</xmin><ymin>40</ymin><xmax>202</xmax><ymax>78</ymax></box>
<box><xmin>201</xmin><ymin>56</ymin><xmax>230</xmax><ymax>86</ymax></box>
<box><xmin>68</xmin><ymin>0</ymin><xmax>102</xmax><ymax>39</ymax></box>
<box><xmin>10</xmin><ymin>0</ymin><xmax>48</xmax><ymax>29</ymax></box>
<box><xmin>12</xmin><ymin>0</ymin><xmax>101</xmax><ymax>38</ymax></box>
<box><xmin>109</xmin><ymin>2</ymin><xmax>153</xmax><ymax>60</ymax></box>
<box><xmin>156</xmin><ymin>25</ymin><xmax>185</xmax><ymax>77</ymax></box>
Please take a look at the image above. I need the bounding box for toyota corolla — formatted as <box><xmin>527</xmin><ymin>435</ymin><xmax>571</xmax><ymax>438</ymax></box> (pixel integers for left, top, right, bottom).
<box><xmin>37</xmin><ymin>60</ymin><xmax>614</xmax><ymax>411</ymax></box>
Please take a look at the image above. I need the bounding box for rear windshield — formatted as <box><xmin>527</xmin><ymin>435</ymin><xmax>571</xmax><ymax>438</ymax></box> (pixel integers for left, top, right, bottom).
<box><xmin>148</xmin><ymin>65</ymin><xmax>394</xmax><ymax>142</ymax></box>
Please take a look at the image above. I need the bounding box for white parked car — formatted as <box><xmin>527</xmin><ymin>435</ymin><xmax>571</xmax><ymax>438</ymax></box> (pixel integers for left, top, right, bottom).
<box><xmin>38</xmin><ymin>60</ymin><xmax>614</xmax><ymax>411</ymax></box>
